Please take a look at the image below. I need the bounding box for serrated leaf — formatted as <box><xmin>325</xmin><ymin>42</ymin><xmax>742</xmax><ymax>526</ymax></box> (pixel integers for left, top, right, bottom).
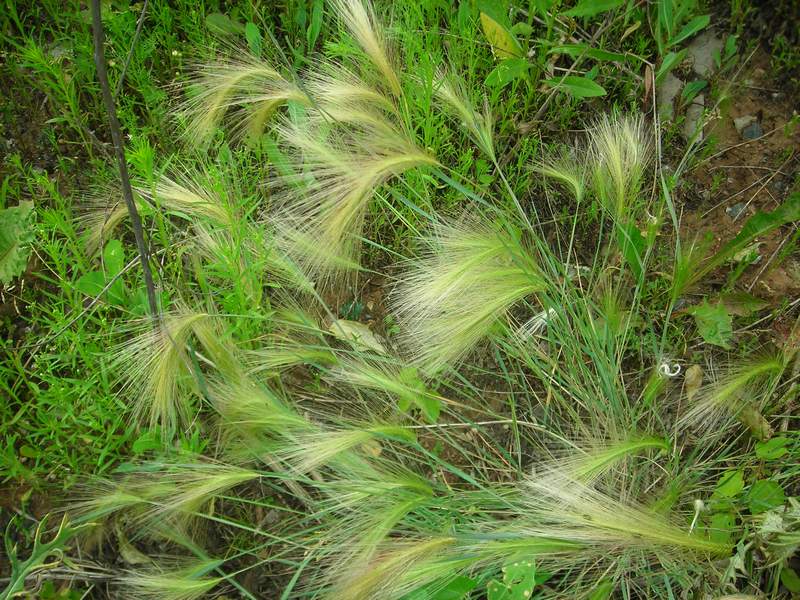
<box><xmin>205</xmin><ymin>12</ymin><xmax>245</xmax><ymax>35</ymax></box>
<box><xmin>563</xmin><ymin>0</ymin><xmax>624</xmax><ymax>18</ymax></box>
<box><xmin>687</xmin><ymin>301</ymin><xmax>732</xmax><ymax>348</ymax></box>
<box><xmin>245</xmin><ymin>22</ymin><xmax>262</xmax><ymax>56</ymax></box>
<box><xmin>545</xmin><ymin>75</ymin><xmax>606</xmax><ymax>98</ymax></box>
<box><xmin>747</xmin><ymin>480</ymin><xmax>785</xmax><ymax>514</ymax></box>
<box><xmin>668</xmin><ymin>14</ymin><xmax>711</xmax><ymax>48</ymax></box>
<box><xmin>0</xmin><ymin>201</ymin><xmax>34</xmax><ymax>285</ymax></box>
<box><xmin>755</xmin><ymin>437</ymin><xmax>789</xmax><ymax>460</ymax></box>
<box><xmin>485</xmin><ymin>57</ymin><xmax>529</xmax><ymax>88</ymax></box>
<box><xmin>479</xmin><ymin>8</ymin><xmax>524</xmax><ymax>59</ymax></box>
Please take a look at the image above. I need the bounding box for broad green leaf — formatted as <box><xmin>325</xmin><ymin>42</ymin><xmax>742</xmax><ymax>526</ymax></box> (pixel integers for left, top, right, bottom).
<box><xmin>668</xmin><ymin>14</ymin><xmax>711</xmax><ymax>48</ymax></box>
<box><xmin>0</xmin><ymin>201</ymin><xmax>34</xmax><ymax>285</ymax></box>
<box><xmin>708</xmin><ymin>511</ymin><xmax>735</xmax><ymax>544</ymax></box>
<box><xmin>687</xmin><ymin>301</ymin><xmax>732</xmax><ymax>348</ymax></box>
<box><xmin>487</xmin><ymin>580</ymin><xmax>510</xmax><ymax>600</ymax></box>
<box><xmin>656</xmin><ymin>49</ymin><xmax>687</xmax><ymax>83</ymax></box>
<box><xmin>747</xmin><ymin>480</ymin><xmax>785</xmax><ymax>514</ymax></box>
<box><xmin>781</xmin><ymin>567</ymin><xmax>800</xmax><ymax>594</ymax></box>
<box><xmin>479</xmin><ymin>6</ymin><xmax>524</xmax><ymax>59</ymax></box>
<box><xmin>485</xmin><ymin>57</ymin><xmax>529</xmax><ymax>88</ymax></box>
<box><xmin>205</xmin><ymin>12</ymin><xmax>245</xmax><ymax>35</ymax></box>
<box><xmin>544</xmin><ymin>75</ymin><xmax>606</xmax><ymax>98</ymax></box>
<box><xmin>74</xmin><ymin>270</ymin><xmax>127</xmax><ymax>307</ymax></box>
<box><xmin>74</xmin><ymin>271</ymin><xmax>106</xmax><ymax>298</ymax></box>
<box><xmin>489</xmin><ymin>559</ymin><xmax>550</xmax><ymax>600</ymax></box>
<box><xmin>712</xmin><ymin>469</ymin><xmax>744</xmax><ymax>499</ymax></box>
<box><xmin>755</xmin><ymin>437</ymin><xmax>789</xmax><ymax>460</ymax></box>
<box><xmin>102</xmin><ymin>239</ymin><xmax>125</xmax><ymax>277</ymax></box>
<box><xmin>416</xmin><ymin>392</ymin><xmax>442</xmax><ymax>423</ymax></box>
<box><xmin>564</xmin><ymin>0</ymin><xmax>624</xmax><ymax>18</ymax></box>
<box><xmin>245</xmin><ymin>22</ymin><xmax>262</xmax><ymax>56</ymax></box>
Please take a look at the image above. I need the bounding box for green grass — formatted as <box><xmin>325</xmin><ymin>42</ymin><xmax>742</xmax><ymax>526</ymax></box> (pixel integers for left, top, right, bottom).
<box><xmin>1</xmin><ymin>0</ymin><xmax>800</xmax><ymax>598</ymax></box>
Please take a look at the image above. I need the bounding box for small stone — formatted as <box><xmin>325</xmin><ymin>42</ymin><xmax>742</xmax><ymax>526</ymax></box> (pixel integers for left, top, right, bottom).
<box><xmin>687</xmin><ymin>32</ymin><xmax>724</xmax><ymax>77</ymax></box>
<box><xmin>726</xmin><ymin>202</ymin><xmax>747</xmax><ymax>219</ymax></box>
<box><xmin>741</xmin><ymin>121</ymin><xmax>763</xmax><ymax>140</ymax></box>
<box><xmin>733</xmin><ymin>114</ymin><xmax>757</xmax><ymax>135</ymax></box>
<box><xmin>657</xmin><ymin>72</ymin><xmax>684</xmax><ymax>120</ymax></box>
<box><xmin>683</xmin><ymin>94</ymin><xmax>704</xmax><ymax>140</ymax></box>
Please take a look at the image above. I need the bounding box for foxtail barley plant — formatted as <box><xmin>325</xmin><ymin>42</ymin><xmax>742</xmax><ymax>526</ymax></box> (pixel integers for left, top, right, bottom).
<box><xmin>60</xmin><ymin>1</ymin><xmax>800</xmax><ymax>599</ymax></box>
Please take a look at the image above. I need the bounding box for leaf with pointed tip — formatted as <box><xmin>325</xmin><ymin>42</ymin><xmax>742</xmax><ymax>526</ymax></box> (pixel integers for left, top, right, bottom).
<box><xmin>545</xmin><ymin>75</ymin><xmax>606</xmax><ymax>98</ymax></box>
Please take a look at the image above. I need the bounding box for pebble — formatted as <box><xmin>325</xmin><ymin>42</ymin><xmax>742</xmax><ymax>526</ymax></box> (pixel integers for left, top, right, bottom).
<box><xmin>733</xmin><ymin>114</ymin><xmax>757</xmax><ymax>136</ymax></box>
<box><xmin>658</xmin><ymin>72</ymin><xmax>684</xmax><ymax>120</ymax></box>
<box><xmin>726</xmin><ymin>202</ymin><xmax>747</xmax><ymax>219</ymax></box>
<box><xmin>687</xmin><ymin>32</ymin><xmax>724</xmax><ymax>77</ymax></box>
<box><xmin>683</xmin><ymin>94</ymin><xmax>705</xmax><ymax>140</ymax></box>
<box><xmin>741</xmin><ymin>121</ymin><xmax>763</xmax><ymax>140</ymax></box>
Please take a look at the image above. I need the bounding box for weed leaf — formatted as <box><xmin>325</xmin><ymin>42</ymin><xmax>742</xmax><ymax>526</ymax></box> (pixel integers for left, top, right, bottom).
<box><xmin>755</xmin><ymin>437</ymin><xmax>789</xmax><ymax>460</ymax></box>
<box><xmin>687</xmin><ymin>301</ymin><xmax>732</xmax><ymax>348</ymax></box>
<box><xmin>485</xmin><ymin>57</ymin><xmax>529</xmax><ymax>88</ymax></box>
<box><xmin>669</xmin><ymin>14</ymin><xmax>710</xmax><ymax>48</ymax></box>
<box><xmin>479</xmin><ymin>6</ymin><xmax>524</xmax><ymax>59</ymax></box>
<box><xmin>205</xmin><ymin>12</ymin><xmax>245</xmax><ymax>35</ymax></box>
<box><xmin>747</xmin><ymin>480</ymin><xmax>785</xmax><ymax>514</ymax></box>
<box><xmin>545</xmin><ymin>75</ymin><xmax>606</xmax><ymax>98</ymax></box>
